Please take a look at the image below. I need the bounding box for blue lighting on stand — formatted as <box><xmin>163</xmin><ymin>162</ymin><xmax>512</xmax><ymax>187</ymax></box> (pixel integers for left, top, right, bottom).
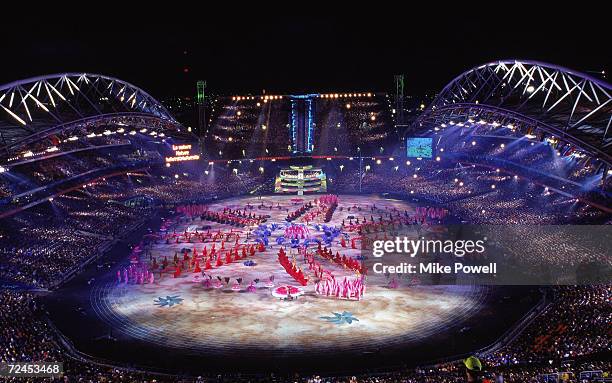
<box><xmin>290</xmin><ymin>100</ymin><xmax>298</xmax><ymax>154</ymax></box>
<box><xmin>289</xmin><ymin>94</ymin><xmax>319</xmax><ymax>155</ymax></box>
<box><xmin>306</xmin><ymin>99</ymin><xmax>314</xmax><ymax>153</ymax></box>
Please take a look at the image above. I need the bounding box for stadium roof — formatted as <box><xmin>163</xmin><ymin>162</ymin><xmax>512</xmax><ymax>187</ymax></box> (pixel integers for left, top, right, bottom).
<box><xmin>0</xmin><ymin>73</ymin><xmax>182</xmax><ymax>152</ymax></box>
<box><xmin>412</xmin><ymin>60</ymin><xmax>612</xmax><ymax>163</ymax></box>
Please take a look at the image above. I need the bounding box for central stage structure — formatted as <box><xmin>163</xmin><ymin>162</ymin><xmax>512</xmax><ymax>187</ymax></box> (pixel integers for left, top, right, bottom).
<box><xmin>274</xmin><ymin>166</ymin><xmax>327</xmax><ymax>194</ymax></box>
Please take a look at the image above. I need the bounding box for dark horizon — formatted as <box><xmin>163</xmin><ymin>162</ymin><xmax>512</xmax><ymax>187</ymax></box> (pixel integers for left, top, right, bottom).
<box><xmin>2</xmin><ymin>13</ymin><xmax>609</xmax><ymax>98</ymax></box>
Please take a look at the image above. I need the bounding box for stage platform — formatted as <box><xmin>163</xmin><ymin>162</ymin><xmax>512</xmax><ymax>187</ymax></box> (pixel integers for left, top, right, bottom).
<box><xmin>44</xmin><ymin>194</ymin><xmax>541</xmax><ymax>374</ymax></box>
<box><xmin>91</xmin><ymin>195</ymin><xmax>484</xmax><ymax>353</ymax></box>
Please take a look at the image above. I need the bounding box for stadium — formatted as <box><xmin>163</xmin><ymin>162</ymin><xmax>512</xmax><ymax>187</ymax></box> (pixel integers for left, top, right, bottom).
<box><xmin>0</xmin><ymin>21</ymin><xmax>610</xmax><ymax>383</ymax></box>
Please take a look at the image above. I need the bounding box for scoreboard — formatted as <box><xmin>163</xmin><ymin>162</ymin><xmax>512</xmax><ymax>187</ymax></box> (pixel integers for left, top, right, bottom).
<box><xmin>406</xmin><ymin>137</ymin><xmax>433</xmax><ymax>158</ymax></box>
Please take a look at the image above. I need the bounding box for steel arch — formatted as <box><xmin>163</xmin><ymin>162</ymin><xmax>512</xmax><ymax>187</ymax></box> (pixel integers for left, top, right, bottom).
<box><xmin>413</xmin><ymin>60</ymin><xmax>612</xmax><ymax>157</ymax></box>
<box><xmin>419</xmin><ymin>103</ymin><xmax>612</xmax><ymax>164</ymax></box>
<box><xmin>0</xmin><ymin>73</ymin><xmax>179</xmax><ymax>150</ymax></box>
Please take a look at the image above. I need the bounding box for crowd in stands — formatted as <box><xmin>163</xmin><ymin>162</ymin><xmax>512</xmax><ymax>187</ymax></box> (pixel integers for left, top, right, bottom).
<box><xmin>4</xmin><ymin>146</ymin><xmax>149</xmax><ymax>195</ymax></box>
<box><xmin>6</xmin><ymin>135</ymin><xmax>132</xmax><ymax>167</ymax></box>
<box><xmin>323</xmin><ymin>158</ymin><xmax>610</xmax><ymax>225</ymax></box>
<box><xmin>206</xmin><ymin>99</ymin><xmax>291</xmax><ymax>159</ymax></box>
<box><xmin>483</xmin><ymin>224</ymin><xmax>610</xmax><ymax>272</ymax></box>
<box><xmin>117</xmin><ymin>172</ymin><xmax>272</xmax><ymax>204</ymax></box>
<box><xmin>0</xmin><ymin>218</ymin><xmax>98</xmax><ymax>287</ymax></box>
<box><xmin>434</xmin><ymin>123</ymin><xmax>606</xmax><ymax>194</ymax></box>
<box><xmin>0</xmin><ymin>178</ymin><xmax>12</xmax><ymax>198</ymax></box>
<box><xmin>0</xmin><ymin>187</ymin><xmax>149</xmax><ymax>288</ymax></box>
<box><xmin>312</xmin><ymin>96</ymin><xmax>396</xmax><ymax>156</ymax></box>
<box><xmin>205</xmin><ymin>95</ymin><xmax>396</xmax><ymax>159</ymax></box>
<box><xmin>484</xmin><ymin>286</ymin><xmax>611</xmax><ymax>366</ymax></box>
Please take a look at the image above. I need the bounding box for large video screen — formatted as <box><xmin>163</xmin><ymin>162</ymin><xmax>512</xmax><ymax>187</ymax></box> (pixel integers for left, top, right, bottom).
<box><xmin>406</xmin><ymin>137</ymin><xmax>433</xmax><ymax>158</ymax></box>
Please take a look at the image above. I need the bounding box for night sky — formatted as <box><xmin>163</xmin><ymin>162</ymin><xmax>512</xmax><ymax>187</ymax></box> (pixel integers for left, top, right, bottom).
<box><xmin>2</xmin><ymin>12</ymin><xmax>609</xmax><ymax>98</ymax></box>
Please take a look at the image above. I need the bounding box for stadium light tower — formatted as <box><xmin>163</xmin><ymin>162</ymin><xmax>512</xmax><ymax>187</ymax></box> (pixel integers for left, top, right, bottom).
<box><xmin>394</xmin><ymin>74</ymin><xmax>408</xmax><ymax>153</ymax></box>
<box><xmin>197</xmin><ymin>80</ymin><xmax>207</xmax><ymax>137</ymax></box>
<box><xmin>394</xmin><ymin>74</ymin><xmax>406</xmax><ymax>127</ymax></box>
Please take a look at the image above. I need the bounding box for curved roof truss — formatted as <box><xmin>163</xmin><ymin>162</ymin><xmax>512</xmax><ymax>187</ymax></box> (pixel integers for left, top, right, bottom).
<box><xmin>0</xmin><ymin>73</ymin><xmax>179</xmax><ymax>151</ymax></box>
<box><xmin>413</xmin><ymin>60</ymin><xmax>612</xmax><ymax>159</ymax></box>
